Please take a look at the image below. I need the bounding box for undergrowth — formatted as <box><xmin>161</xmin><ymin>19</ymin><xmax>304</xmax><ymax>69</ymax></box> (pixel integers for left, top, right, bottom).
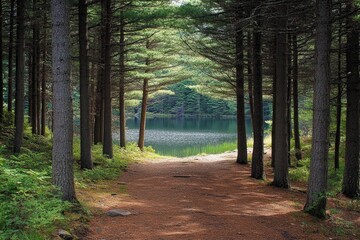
<box><xmin>0</xmin><ymin>123</ymin><xmax>157</xmax><ymax>240</ymax></box>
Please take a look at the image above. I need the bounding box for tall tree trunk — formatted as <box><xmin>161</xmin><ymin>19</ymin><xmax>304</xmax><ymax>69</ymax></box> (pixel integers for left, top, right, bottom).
<box><xmin>247</xmin><ymin>31</ymin><xmax>254</xmax><ymax>127</ymax></box>
<box><xmin>271</xmin><ymin>36</ymin><xmax>276</xmax><ymax>168</ymax></box>
<box><xmin>51</xmin><ymin>0</ymin><xmax>76</xmax><ymax>201</ymax></box>
<box><xmin>304</xmin><ymin>0</ymin><xmax>331</xmax><ymax>218</ymax></box>
<box><xmin>236</xmin><ymin>28</ymin><xmax>247</xmax><ymax>164</ymax></box>
<box><xmin>7</xmin><ymin>0</ymin><xmax>15</xmax><ymax>113</ymax></box>
<box><xmin>79</xmin><ymin>0</ymin><xmax>93</xmax><ymax>169</ymax></box>
<box><xmin>342</xmin><ymin>0</ymin><xmax>359</xmax><ymax>198</ymax></box>
<box><xmin>334</xmin><ymin>15</ymin><xmax>343</xmax><ymax>170</ymax></box>
<box><xmin>41</xmin><ymin>12</ymin><xmax>47</xmax><ymax>136</ymax></box>
<box><xmin>287</xmin><ymin>33</ymin><xmax>292</xmax><ymax>165</ymax></box>
<box><xmin>0</xmin><ymin>0</ymin><xmax>3</xmax><ymax>123</ymax></box>
<box><xmin>138</xmin><ymin>78</ymin><xmax>148</xmax><ymax>151</ymax></box>
<box><xmin>272</xmin><ymin>5</ymin><xmax>290</xmax><ymax>188</ymax></box>
<box><xmin>93</xmin><ymin>31</ymin><xmax>104</xmax><ymax>145</ymax></box>
<box><xmin>13</xmin><ymin>0</ymin><xmax>25</xmax><ymax>154</ymax></box>
<box><xmin>119</xmin><ymin>14</ymin><xmax>126</xmax><ymax>148</ymax></box>
<box><xmin>28</xmin><ymin>52</ymin><xmax>33</xmax><ymax>124</ymax></box>
<box><xmin>32</xmin><ymin>0</ymin><xmax>40</xmax><ymax>134</ymax></box>
<box><xmin>292</xmin><ymin>35</ymin><xmax>302</xmax><ymax>161</ymax></box>
<box><xmin>251</xmin><ymin>5</ymin><xmax>264</xmax><ymax>179</ymax></box>
<box><xmin>102</xmin><ymin>0</ymin><xmax>113</xmax><ymax>158</ymax></box>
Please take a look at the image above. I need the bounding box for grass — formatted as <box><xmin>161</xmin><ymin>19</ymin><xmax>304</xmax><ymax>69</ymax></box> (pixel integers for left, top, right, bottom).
<box><xmin>157</xmin><ymin>141</ymin><xmax>237</xmax><ymax>157</ymax></box>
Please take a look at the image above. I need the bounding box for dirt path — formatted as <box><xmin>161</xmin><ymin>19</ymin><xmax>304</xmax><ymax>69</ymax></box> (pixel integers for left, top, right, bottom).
<box><xmin>81</xmin><ymin>153</ymin><xmax>331</xmax><ymax>240</ymax></box>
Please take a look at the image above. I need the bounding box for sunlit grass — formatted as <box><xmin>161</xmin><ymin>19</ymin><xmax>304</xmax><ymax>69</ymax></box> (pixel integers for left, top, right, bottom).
<box><xmin>156</xmin><ymin>141</ymin><xmax>238</xmax><ymax>158</ymax></box>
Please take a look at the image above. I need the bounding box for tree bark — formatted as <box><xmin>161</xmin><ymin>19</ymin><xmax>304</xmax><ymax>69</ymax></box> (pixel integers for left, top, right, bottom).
<box><xmin>79</xmin><ymin>0</ymin><xmax>93</xmax><ymax>169</ymax></box>
<box><xmin>271</xmin><ymin>35</ymin><xmax>276</xmax><ymax>168</ymax></box>
<box><xmin>0</xmin><ymin>0</ymin><xmax>3</xmax><ymax>123</ymax></box>
<box><xmin>7</xmin><ymin>0</ymin><xmax>15</xmax><ymax>113</ymax></box>
<box><xmin>247</xmin><ymin>31</ymin><xmax>254</xmax><ymax>127</ymax></box>
<box><xmin>342</xmin><ymin>0</ymin><xmax>360</xmax><ymax>198</ymax></box>
<box><xmin>102</xmin><ymin>0</ymin><xmax>113</xmax><ymax>158</ymax></box>
<box><xmin>334</xmin><ymin>14</ymin><xmax>343</xmax><ymax>170</ymax></box>
<box><xmin>93</xmin><ymin>30</ymin><xmax>104</xmax><ymax>145</ymax></box>
<box><xmin>304</xmin><ymin>0</ymin><xmax>331</xmax><ymax>218</ymax></box>
<box><xmin>272</xmin><ymin>5</ymin><xmax>290</xmax><ymax>188</ymax></box>
<box><xmin>119</xmin><ymin>14</ymin><xmax>126</xmax><ymax>148</ymax></box>
<box><xmin>292</xmin><ymin>35</ymin><xmax>302</xmax><ymax>161</ymax></box>
<box><xmin>41</xmin><ymin>12</ymin><xmax>47</xmax><ymax>136</ymax></box>
<box><xmin>138</xmin><ymin>78</ymin><xmax>148</xmax><ymax>151</ymax></box>
<box><xmin>13</xmin><ymin>0</ymin><xmax>25</xmax><ymax>154</ymax></box>
<box><xmin>236</xmin><ymin>28</ymin><xmax>248</xmax><ymax>164</ymax></box>
<box><xmin>51</xmin><ymin>0</ymin><xmax>76</xmax><ymax>201</ymax></box>
<box><xmin>32</xmin><ymin>0</ymin><xmax>40</xmax><ymax>134</ymax></box>
<box><xmin>251</xmin><ymin>5</ymin><xmax>264</xmax><ymax>179</ymax></box>
<box><xmin>287</xmin><ymin>33</ymin><xmax>292</xmax><ymax>165</ymax></box>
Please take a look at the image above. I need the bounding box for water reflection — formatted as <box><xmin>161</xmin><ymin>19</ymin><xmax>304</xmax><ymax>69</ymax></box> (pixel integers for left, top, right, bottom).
<box><xmin>113</xmin><ymin>117</ymin><xmax>254</xmax><ymax>157</ymax></box>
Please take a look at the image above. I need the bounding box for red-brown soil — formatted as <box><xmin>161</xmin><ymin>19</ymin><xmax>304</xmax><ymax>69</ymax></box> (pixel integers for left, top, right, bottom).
<box><xmin>79</xmin><ymin>153</ymin><xmax>359</xmax><ymax>240</ymax></box>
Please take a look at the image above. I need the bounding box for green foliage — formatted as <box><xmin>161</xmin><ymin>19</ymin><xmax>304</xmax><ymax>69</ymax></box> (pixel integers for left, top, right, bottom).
<box><xmin>0</xmin><ymin>153</ymin><xmax>71</xmax><ymax>239</ymax></box>
<box><xmin>148</xmin><ymin>80</ymin><xmax>237</xmax><ymax>117</ymax></box>
<box><xmin>75</xmin><ymin>141</ymin><xmax>156</xmax><ymax>184</ymax></box>
<box><xmin>289</xmin><ymin>158</ymin><xmax>311</xmax><ymax>182</ymax></box>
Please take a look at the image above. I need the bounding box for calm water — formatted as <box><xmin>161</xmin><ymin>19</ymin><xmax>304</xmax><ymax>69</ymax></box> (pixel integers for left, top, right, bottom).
<box><xmin>114</xmin><ymin>118</ymin><xmax>253</xmax><ymax>157</ymax></box>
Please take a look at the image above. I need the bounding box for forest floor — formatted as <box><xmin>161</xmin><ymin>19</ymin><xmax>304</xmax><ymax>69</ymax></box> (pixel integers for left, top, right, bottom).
<box><xmin>78</xmin><ymin>152</ymin><xmax>360</xmax><ymax>240</ymax></box>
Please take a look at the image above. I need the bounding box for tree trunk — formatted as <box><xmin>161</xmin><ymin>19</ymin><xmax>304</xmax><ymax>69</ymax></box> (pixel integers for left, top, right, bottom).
<box><xmin>334</xmin><ymin>15</ymin><xmax>343</xmax><ymax>170</ymax></box>
<box><xmin>287</xmin><ymin>33</ymin><xmax>292</xmax><ymax>165</ymax></box>
<box><xmin>271</xmin><ymin>35</ymin><xmax>276</xmax><ymax>168</ymax></box>
<box><xmin>247</xmin><ymin>31</ymin><xmax>254</xmax><ymax>127</ymax></box>
<box><xmin>342</xmin><ymin>0</ymin><xmax>359</xmax><ymax>198</ymax></box>
<box><xmin>32</xmin><ymin>0</ymin><xmax>40</xmax><ymax>134</ymax></box>
<box><xmin>93</xmin><ymin>31</ymin><xmax>104</xmax><ymax>145</ymax></box>
<box><xmin>51</xmin><ymin>0</ymin><xmax>76</xmax><ymax>201</ymax></box>
<box><xmin>251</xmin><ymin>7</ymin><xmax>264</xmax><ymax>179</ymax></box>
<box><xmin>236</xmin><ymin>28</ymin><xmax>247</xmax><ymax>164</ymax></box>
<box><xmin>292</xmin><ymin>35</ymin><xmax>302</xmax><ymax>161</ymax></box>
<box><xmin>138</xmin><ymin>78</ymin><xmax>148</xmax><ymax>151</ymax></box>
<box><xmin>272</xmin><ymin>5</ymin><xmax>290</xmax><ymax>188</ymax></box>
<box><xmin>304</xmin><ymin>0</ymin><xmax>331</xmax><ymax>218</ymax></box>
<box><xmin>119</xmin><ymin>14</ymin><xmax>126</xmax><ymax>148</ymax></box>
<box><xmin>41</xmin><ymin>12</ymin><xmax>47</xmax><ymax>136</ymax></box>
<box><xmin>13</xmin><ymin>0</ymin><xmax>25</xmax><ymax>154</ymax></box>
<box><xmin>79</xmin><ymin>0</ymin><xmax>93</xmax><ymax>169</ymax></box>
<box><xmin>0</xmin><ymin>0</ymin><xmax>3</xmax><ymax>123</ymax></box>
<box><xmin>102</xmin><ymin>0</ymin><xmax>113</xmax><ymax>158</ymax></box>
<box><xmin>7</xmin><ymin>0</ymin><xmax>15</xmax><ymax>113</ymax></box>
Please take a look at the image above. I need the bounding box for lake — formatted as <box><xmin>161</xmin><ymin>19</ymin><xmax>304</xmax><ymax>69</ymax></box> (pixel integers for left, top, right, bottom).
<box><xmin>114</xmin><ymin>117</ymin><xmax>253</xmax><ymax>157</ymax></box>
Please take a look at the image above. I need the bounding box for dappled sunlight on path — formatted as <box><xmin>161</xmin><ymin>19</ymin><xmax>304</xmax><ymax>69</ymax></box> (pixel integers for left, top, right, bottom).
<box><xmin>81</xmin><ymin>153</ymin><xmax>328</xmax><ymax>240</ymax></box>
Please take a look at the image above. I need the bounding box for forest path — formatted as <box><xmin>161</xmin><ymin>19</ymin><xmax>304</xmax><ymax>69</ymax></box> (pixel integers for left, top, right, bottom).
<box><xmin>81</xmin><ymin>152</ymin><xmax>328</xmax><ymax>240</ymax></box>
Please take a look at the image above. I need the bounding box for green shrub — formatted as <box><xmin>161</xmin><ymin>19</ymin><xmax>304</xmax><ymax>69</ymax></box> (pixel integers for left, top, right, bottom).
<box><xmin>289</xmin><ymin>158</ymin><xmax>310</xmax><ymax>182</ymax></box>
